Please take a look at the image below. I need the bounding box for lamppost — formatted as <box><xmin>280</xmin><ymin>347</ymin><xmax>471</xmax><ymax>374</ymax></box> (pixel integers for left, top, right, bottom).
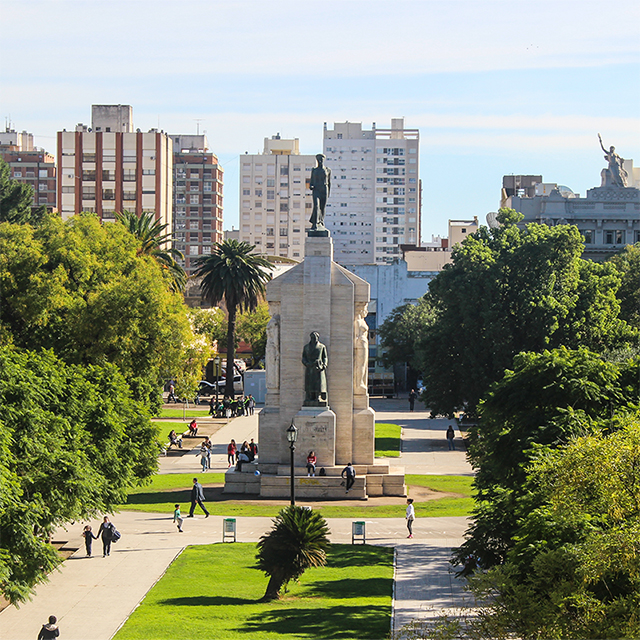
<box><xmin>286</xmin><ymin>422</ymin><xmax>298</xmax><ymax>506</ymax></box>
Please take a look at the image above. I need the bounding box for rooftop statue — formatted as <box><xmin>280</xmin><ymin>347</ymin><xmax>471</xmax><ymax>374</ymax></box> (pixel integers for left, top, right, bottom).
<box><xmin>598</xmin><ymin>133</ymin><xmax>628</xmax><ymax>188</ymax></box>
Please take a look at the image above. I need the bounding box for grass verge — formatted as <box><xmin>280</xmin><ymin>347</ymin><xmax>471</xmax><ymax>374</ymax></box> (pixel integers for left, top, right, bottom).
<box><xmin>375</xmin><ymin>422</ymin><xmax>402</xmax><ymax>457</ymax></box>
<box><xmin>158</xmin><ymin>407</ymin><xmax>212</xmax><ymax>419</ymax></box>
<box><xmin>117</xmin><ymin>474</ymin><xmax>473</xmax><ymax>519</ymax></box>
<box><xmin>113</xmin><ymin>543</ymin><xmax>392</xmax><ymax>640</ymax></box>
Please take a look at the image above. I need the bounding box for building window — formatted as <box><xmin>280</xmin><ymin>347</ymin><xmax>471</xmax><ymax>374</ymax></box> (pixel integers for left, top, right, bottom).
<box><xmin>190</xmin><ymin>195</ymin><xmax>199</xmax><ymax>204</ymax></box>
<box><xmin>83</xmin><ymin>153</ymin><xmax>96</xmax><ymax>162</ymax></box>
<box><xmin>142</xmin><ymin>169</ymin><xmax>155</xmax><ymax>175</ymax></box>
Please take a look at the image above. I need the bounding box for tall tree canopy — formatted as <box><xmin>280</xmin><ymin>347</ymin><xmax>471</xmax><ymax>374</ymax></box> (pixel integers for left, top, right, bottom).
<box><xmin>0</xmin><ymin>157</ymin><xmax>43</xmax><ymax>225</ymax></box>
<box><xmin>416</xmin><ymin>210</ymin><xmax>633</xmax><ymax>416</ymax></box>
<box><xmin>194</xmin><ymin>240</ymin><xmax>273</xmax><ymax>397</ymax></box>
<box><xmin>0</xmin><ymin>214</ymin><xmax>196</xmax><ymax>408</ymax></box>
<box><xmin>0</xmin><ymin>347</ymin><xmax>158</xmax><ymax>604</ymax></box>
<box><xmin>115</xmin><ymin>209</ymin><xmax>186</xmax><ymax>293</ymax></box>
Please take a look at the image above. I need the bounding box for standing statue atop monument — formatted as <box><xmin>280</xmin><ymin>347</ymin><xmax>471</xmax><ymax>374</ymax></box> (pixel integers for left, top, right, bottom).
<box><xmin>309</xmin><ymin>154</ymin><xmax>331</xmax><ymax>231</ymax></box>
<box><xmin>302</xmin><ymin>331</ymin><xmax>328</xmax><ymax>405</ymax></box>
<box><xmin>598</xmin><ymin>133</ymin><xmax>628</xmax><ymax>188</ymax></box>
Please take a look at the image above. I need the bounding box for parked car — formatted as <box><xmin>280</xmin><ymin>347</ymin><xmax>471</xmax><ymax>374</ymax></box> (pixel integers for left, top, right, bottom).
<box><xmin>214</xmin><ymin>374</ymin><xmax>243</xmax><ymax>393</ymax></box>
<box><xmin>197</xmin><ymin>380</ymin><xmax>217</xmax><ymax>396</ymax></box>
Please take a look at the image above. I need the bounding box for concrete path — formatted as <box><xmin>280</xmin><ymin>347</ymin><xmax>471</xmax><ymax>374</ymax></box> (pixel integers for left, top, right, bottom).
<box><xmin>0</xmin><ymin>400</ymin><xmax>474</xmax><ymax>640</ymax></box>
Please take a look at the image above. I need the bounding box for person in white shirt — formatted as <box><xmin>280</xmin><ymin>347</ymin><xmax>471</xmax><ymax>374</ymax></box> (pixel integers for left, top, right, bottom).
<box><xmin>405</xmin><ymin>498</ymin><xmax>415</xmax><ymax>538</ymax></box>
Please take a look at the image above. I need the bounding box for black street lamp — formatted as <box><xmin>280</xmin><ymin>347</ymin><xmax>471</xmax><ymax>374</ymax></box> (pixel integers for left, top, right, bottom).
<box><xmin>286</xmin><ymin>421</ymin><xmax>298</xmax><ymax>506</ymax></box>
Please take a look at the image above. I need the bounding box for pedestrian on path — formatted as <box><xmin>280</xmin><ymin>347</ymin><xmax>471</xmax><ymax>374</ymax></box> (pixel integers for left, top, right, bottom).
<box><xmin>82</xmin><ymin>525</ymin><xmax>97</xmax><ymax>557</ymax></box>
<box><xmin>97</xmin><ymin>516</ymin><xmax>116</xmax><ymax>557</ymax></box>
<box><xmin>227</xmin><ymin>439</ymin><xmax>237</xmax><ymax>467</ymax></box>
<box><xmin>446</xmin><ymin>425</ymin><xmax>456</xmax><ymax>450</ymax></box>
<box><xmin>199</xmin><ymin>444</ymin><xmax>209</xmax><ymax>472</ymax></box>
<box><xmin>248</xmin><ymin>394</ymin><xmax>255</xmax><ymax>415</ymax></box>
<box><xmin>37</xmin><ymin>615</ymin><xmax>60</xmax><ymax>639</ymax></box>
<box><xmin>406</xmin><ymin>498</ymin><xmax>415</xmax><ymax>538</ymax></box>
<box><xmin>167</xmin><ymin>382</ymin><xmax>177</xmax><ymax>403</ymax></box>
<box><xmin>188</xmin><ymin>477</ymin><xmax>209</xmax><ymax>518</ymax></box>
<box><xmin>341</xmin><ymin>462</ymin><xmax>356</xmax><ymax>493</ymax></box>
<box><xmin>173</xmin><ymin>504</ymin><xmax>184</xmax><ymax>532</ymax></box>
<box><xmin>408</xmin><ymin>389</ymin><xmax>417</xmax><ymax>412</ymax></box>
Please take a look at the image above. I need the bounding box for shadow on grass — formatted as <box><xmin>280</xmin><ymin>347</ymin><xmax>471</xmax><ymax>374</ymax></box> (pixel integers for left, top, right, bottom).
<box><xmin>159</xmin><ymin>595</ymin><xmax>257</xmax><ymax>607</ymax></box>
<box><xmin>305</xmin><ymin>577</ymin><xmax>391</xmax><ymax>598</ymax></box>
<box><xmin>239</xmin><ymin>605</ymin><xmax>390</xmax><ymax>639</ymax></box>
<box><xmin>125</xmin><ymin>489</ymin><xmax>192</xmax><ymax>505</ymax></box>
<box><xmin>374</xmin><ymin>436</ymin><xmax>400</xmax><ymax>452</ymax></box>
<box><xmin>327</xmin><ymin>545</ymin><xmax>394</xmax><ymax>568</ymax></box>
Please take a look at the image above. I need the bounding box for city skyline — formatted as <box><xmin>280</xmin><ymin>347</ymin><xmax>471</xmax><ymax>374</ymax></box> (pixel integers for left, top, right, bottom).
<box><xmin>1</xmin><ymin>0</ymin><xmax>638</xmax><ymax>240</ymax></box>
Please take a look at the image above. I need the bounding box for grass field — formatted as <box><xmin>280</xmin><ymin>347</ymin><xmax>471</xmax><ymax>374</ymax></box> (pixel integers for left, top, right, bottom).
<box><xmin>117</xmin><ymin>473</ymin><xmax>474</xmax><ymax>519</ymax></box>
<box><xmin>374</xmin><ymin>423</ymin><xmax>402</xmax><ymax>457</ymax></box>
<box><xmin>158</xmin><ymin>407</ymin><xmax>212</xmax><ymax>419</ymax></box>
<box><xmin>114</xmin><ymin>543</ymin><xmax>393</xmax><ymax>640</ymax></box>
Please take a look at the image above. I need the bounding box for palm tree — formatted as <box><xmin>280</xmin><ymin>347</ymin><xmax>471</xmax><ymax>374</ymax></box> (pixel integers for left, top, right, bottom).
<box><xmin>256</xmin><ymin>506</ymin><xmax>331</xmax><ymax>601</ymax></box>
<box><xmin>116</xmin><ymin>210</ymin><xmax>186</xmax><ymax>292</ymax></box>
<box><xmin>194</xmin><ymin>239</ymin><xmax>273</xmax><ymax>398</ymax></box>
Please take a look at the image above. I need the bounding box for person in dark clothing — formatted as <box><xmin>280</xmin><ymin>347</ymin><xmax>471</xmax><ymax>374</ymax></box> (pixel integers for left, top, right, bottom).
<box><xmin>408</xmin><ymin>389</ymin><xmax>417</xmax><ymax>412</ymax></box>
<box><xmin>341</xmin><ymin>462</ymin><xmax>356</xmax><ymax>493</ymax></box>
<box><xmin>97</xmin><ymin>516</ymin><xmax>115</xmax><ymax>557</ymax></box>
<box><xmin>37</xmin><ymin>615</ymin><xmax>60</xmax><ymax>639</ymax></box>
<box><xmin>249</xmin><ymin>438</ymin><xmax>258</xmax><ymax>458</ymax></box>
<box><xmin>188</xmin><ymin>477</ymin><xmax>209</xmax><ymax>518</ymax></box>
<box><xmin>82</xmin><ymin>525</ymin><xmax>97</xmax><ymax>557</ymax></box>
<box><xmin>446</xmin><ymin>425</ymin><xmax>456</xmax><ymax>450</ymax></box>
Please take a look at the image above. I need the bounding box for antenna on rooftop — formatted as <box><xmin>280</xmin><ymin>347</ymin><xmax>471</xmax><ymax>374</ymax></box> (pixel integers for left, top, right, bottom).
<box><xmin>194</xmin><ymin>119</ymin><xmax>204</xmax><ymax>135</ymax></box>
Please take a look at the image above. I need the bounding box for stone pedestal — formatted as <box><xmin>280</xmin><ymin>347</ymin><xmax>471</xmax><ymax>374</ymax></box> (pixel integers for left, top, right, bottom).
<box><xmin>224</xmin><ymin>232</ymin><xmax>405</xmax><ymax>499</ymax></box>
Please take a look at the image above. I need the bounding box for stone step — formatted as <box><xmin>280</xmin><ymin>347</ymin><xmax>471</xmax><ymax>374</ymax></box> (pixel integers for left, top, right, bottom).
<box><xmin>260</xmin><ymin>475</ymin><xmax>367</xmax><ymax>499</ymax></box>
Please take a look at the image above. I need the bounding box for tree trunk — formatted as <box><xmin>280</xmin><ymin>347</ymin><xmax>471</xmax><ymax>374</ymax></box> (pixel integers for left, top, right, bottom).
<box><xmin>225</xmin><ymin>305</ymin><xmax>236</xmax><ymax>399</ymax></box>
<box><xmin>260</xmin><ymin>574</ymin><xmax>283</xmax><ymax>602</ymax></box>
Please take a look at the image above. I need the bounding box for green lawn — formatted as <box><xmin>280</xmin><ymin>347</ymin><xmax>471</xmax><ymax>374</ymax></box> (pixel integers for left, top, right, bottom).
<box><xmin>158</xmin><ymin>407</ymin><xmax>212</xmax><ymax>419</ymax></box>
<box><xmin>117</xmin><ymin>473</ymin><xmax>474</xmax><ymax>519</ymax></box>
<box><xmin>374</xmin><ymin>422</ymin><xmax>402</xmax><ymax>457</ymax></box>
<box><xmin>114</xmin><ymin>543</ymin><xmax>393</xmax><ymax>640</ymax></box>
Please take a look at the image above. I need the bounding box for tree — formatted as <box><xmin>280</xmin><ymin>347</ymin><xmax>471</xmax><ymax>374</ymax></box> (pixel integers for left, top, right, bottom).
<box><xmin>256</xmin><ymin>506</ymin><xmax>330</xmax><ymax>601</ymax></box>
<box><xmin>609</xmin><ymin>243</ymin><xmax>640</xmax><ymax>330</ymax></box>
<box><xmin>237</xmin><ymin>301</ymin><xmax>270</xmax><ymax>366</ymax></box>
<box><xmin>417</xmin><ymin>210</ymin><xmax>634</xmax><ymax>416</ymax></box>
<box><xmin>0</xmin><ymin>347</ymin><xmax>158</xmax><ymax>604</ymax></box>
<box><xmin>115</xmin><ymin>209</ymin><xmax>186</xmax><ymax>292</ymax></box>
<box><xmin>194</xmin><ymin>240</ymin><xmax>273</xmax><ymax>397</ymax></box>
<box><xmin>0</xmin><ymin>215</ymin><xmax>197</xmax><ymax>410</ymax></box>
<box><xmin>378</xmin><ymin>297</ymin><xmax>435</xmax><ymax>377</ymax></box>
<box><xmin>454</xmin><ymin>347</ymin><xmax>639</xmax><ymax>572</ymax></box>
<box><xmin>0</xmin><ymin>158</ymin><xmax>43</xmax><ymax>225</ymax></box>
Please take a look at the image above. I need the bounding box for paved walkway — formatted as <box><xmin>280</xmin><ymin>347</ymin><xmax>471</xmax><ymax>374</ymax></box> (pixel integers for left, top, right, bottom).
<box><xmin>0</xmin><ymin>401</ymin><xmax>473</xmax><ymax>640</ymax></box>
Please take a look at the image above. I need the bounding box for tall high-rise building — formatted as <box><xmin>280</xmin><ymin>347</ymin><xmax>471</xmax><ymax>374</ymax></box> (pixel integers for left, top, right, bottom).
<box><xmin>0</xmin><ymin>126</ymin><xmax>56</xmax><ymax>213</ymax></box>
<box><xmin>57</xmin><ymin>105</ymin><xmax>173</xmax><ymax>227</ymax></box>
<box><xmin>323</xmin><ymin>118</ymin><xmax>421</xmax><ymax>265</ymax></box>
<box><xmin>238</xmin><ymin>135</ymin><xmax>315</xmax><ymax>260</ymax></box>
<box><xmin>169</xmin><ymin>134</ymin><xmax>224</xmax><ymax>274</ymax></box>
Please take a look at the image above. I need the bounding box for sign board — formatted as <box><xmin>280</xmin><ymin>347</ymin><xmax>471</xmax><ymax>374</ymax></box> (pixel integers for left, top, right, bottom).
<box><xmin>223</xmin><ymin>518</ymin><xmax>237</xmax><ymax>542</ymax></box>
<box><xmin>352</xmin><ymin>521</ymin><xmax>366</xmax><ymax>544</ymax></box>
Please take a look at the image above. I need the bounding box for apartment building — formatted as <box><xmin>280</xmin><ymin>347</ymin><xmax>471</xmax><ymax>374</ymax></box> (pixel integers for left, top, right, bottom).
<box><xmin>238</xmin><ymin>135</ymin><xmax>315</xmax><ymax>260</ymax></box>
<box><xmin>57</xmin><ymin>105</ymin><xmax>172</xmax><ymax>227</ymax></box>
<box><xmin>170</xmin><ymin>134</ymin><xmax>223</xmax><ymax>274</ymax></box>
<box><xmin>0</xmin><ymin>127</ymin><xmax>56</xmax><ymax>213</ymax></box>
<box><xmin>323</xmin><ymin>118</ymin><xmax>421</xmax><ymax>266</ymax></box>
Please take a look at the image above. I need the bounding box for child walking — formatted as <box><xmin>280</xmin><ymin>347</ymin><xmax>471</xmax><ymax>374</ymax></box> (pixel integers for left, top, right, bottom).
<box><xmin>173</xmin><ymin>504</ymin><xmax>184</xmax><ymax>532</ymax></box>
<box><xmin>82</xmin><ymin>525</ymin><xmax>97</xmax><ymax>556</ymax></box>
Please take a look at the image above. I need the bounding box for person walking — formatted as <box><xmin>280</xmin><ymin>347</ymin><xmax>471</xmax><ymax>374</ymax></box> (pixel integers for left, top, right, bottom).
<box><xmin>199</xmin><ymin>444</ymin><xmax>209</xmax><ymax>472</ymax></box>
<box><xmin>188</xmin><ymin>477</ymin><xmax>209</xmax><ymax>518</ymax></box>
<box><xmin>167</xmin><ymin>382</ymin><xmax>177</xmax><ymax>403</ymax></box>
<box><xmin>248</xmin><ymin>394</ymin><xmax>255</xmax><ymax>415</ymax></box>
<box><xmin>82</xmin><ymin>525</ymin><xmax>97</xmax><ymax>557</ymax></box>
<box><xmin>408</xmin><ymin>389</ymin><xmax>417</xmax><ymax>412</ymax></box>
<box><xmin>97</xmin><ymin>516</ymin><xmax>115</xmax><ymax>557</ymax></box>
<box><xmin>37</xmin><ymin>615</ymin><xmax>60</xmax><ymax>639</ymax></box>
<box><xmin>227</xmin><ymin>439</ymin><xmax>237</xmax><ymax>467</ymax></box>
<box><xmin>446</xmin><ymin>424</ymin><xmax>456</xmax><ymax>450</ymax></box>
<box><xmin>341</xmin><ymin>462</ymin><xmax>356</xmax><ymax>493</ymax></box>
<box><xmin>406</xmin><ymin>498</ymin><xmax>415</xmax><ymax>538</ymax></box>
<box><xmin>173</xmin><ymin>504</ymin><xmax>184</xmax><ymax>532</ymax></box>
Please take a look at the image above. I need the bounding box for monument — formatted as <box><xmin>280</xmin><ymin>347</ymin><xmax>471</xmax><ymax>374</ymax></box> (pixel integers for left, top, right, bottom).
<box><xmin>224</xmin><ymin>157</ymin><xmax>406</xmax><ymax>499</ymax></box>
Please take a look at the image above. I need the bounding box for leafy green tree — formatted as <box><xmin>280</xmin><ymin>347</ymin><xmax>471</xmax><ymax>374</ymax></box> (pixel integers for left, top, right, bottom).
<box><xmin>0</xmin><ymin>347</ymin><xmax>158</xmax><ymax>604</ymax></box>
<box><xmin>256</xmin><ymin>506</ymin><xmax>330</xmax><ymax>601</ymax></box>
<box><xmin>115</xmin><ymin>209</ymin><xmax>186</xmax><ymax>292</ymax></box>
<box><xmin>237</xmin><ymin>301</ymin><xmax>270</xmax><ymax>366</ymax></box>
<box><xmin>609</xmin><ymin>243</ymin><xmax>640</xmax><ymax>329</ymax></box>
<box><xmin>0</xmin><ymin>157</ymin><xmax>43</xmax><ymax>224</ymax></box>
<box><xmin>188</xmin><ymin>307</ymin><xmax>227</xmax><ymax>348</ymax></box>
<box><xmin>378</xmin><ymin>297</ymin><xmax>435</xmax><ymax>377</ymax></box>
<box><xmin>455</xmin><ymin>347</ymin><xmax>639</xmax><ymax>572</ymax></box>
<box><xmin>418</xmin><ymin>210</ymin><xmax>633</xmax><ymax>416</ymax></box>
<box><xmin>194</xmin><ymin>240</ymin><xmax>273</xmax><ymax>397</ymax></box>
<box><xmin>0</xmin><ymin>215</ymin><xmax>196</xmax><ymax>409</ymax></box>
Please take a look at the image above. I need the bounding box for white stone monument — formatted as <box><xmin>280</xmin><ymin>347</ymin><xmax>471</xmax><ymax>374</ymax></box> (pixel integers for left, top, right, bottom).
<box><xmin>224</xmin><ymin>232</ymin><xmax>406</xmax><ymax>499</ymax></box>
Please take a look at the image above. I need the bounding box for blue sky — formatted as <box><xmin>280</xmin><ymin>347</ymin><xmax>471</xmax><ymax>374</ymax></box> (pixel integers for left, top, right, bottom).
<box><xmin>1</xmin><ymin>0</ymin><xmax>638</xmax><ymax>239</ymax></box>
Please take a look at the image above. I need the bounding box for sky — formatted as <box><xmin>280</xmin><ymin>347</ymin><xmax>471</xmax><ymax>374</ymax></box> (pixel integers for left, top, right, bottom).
<box><xmin>1</xmin><ymin>0</ymin><xmax>639</xmax><ymax>239</ymax></box>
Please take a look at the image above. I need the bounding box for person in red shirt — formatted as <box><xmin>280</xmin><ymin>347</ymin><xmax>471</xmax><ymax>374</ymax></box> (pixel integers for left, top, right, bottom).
<box><xmin>306</xmin><ymin>451</ymin><xmax>317</xmax><ymax>477</ymax></box>
<box><xmin>227</xmin><ymin>439</ymin><xmax>237</xmax><ymax>467</ymax></box>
